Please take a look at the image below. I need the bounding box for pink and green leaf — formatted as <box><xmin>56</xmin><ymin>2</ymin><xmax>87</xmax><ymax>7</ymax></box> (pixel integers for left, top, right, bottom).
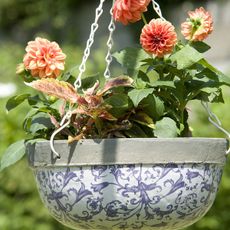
<box><xmin>26</xmin><ymin>79</ymin><xmax>79</xmax><ymax>104</ymax></box>
<box><xmin>97</xmin><ymin>76</ymin><xmax>133</xmax><ymax>96</ymax></box>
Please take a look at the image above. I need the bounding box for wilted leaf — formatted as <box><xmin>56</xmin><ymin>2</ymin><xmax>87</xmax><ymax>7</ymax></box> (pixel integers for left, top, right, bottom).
<box><xmin>26</xmin><ymin>78</ymin><xmax>79</xmax><ymax>103</ymax></box>
<box><xmin>154</xmin><ymin>117</ymin><xmax>178</xmax><ymax>138</ymax></box>
<box><xmin>98</xmin><ymin>76</ymin><xmax>133</xmax><ymax>96</ymax></box>
<box><xmin>128</xmin><ymin>88</ymin><xmax>154</xmax><ymax>107</ymax></box>
<box><xmin>0</xmin><ymin>140</ymin><xmax>25</xmax><ymax>172</ymax></box>
<box><xmin>6</xmin><ymin>94</ymin><xmax>30</xmax><ymax>112</ymax></box>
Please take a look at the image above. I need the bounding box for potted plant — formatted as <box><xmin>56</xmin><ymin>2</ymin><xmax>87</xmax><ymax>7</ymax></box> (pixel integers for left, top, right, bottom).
<box><xmin>1</xmin><ymin>0</ymin><xmax>229</xmax><ymax>229</ymax></box>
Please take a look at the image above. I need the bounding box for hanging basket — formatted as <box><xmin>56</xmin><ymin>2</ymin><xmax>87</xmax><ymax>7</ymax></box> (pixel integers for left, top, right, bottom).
<box><xmin>27</xmin><ymin>138</ymin><xmax>227</xmax><ymax>230</ymax></box>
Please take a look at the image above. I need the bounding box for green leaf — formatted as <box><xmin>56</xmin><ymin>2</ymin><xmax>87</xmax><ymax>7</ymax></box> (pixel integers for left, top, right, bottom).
<box><xmin>135</xmin><ymin>78</ymin><xmax>147</xmax><ymax>89</ymax></box>
<box><xmin>199</xmin><ymin>59</ymin><xmax>230</xmax><ymax>86</ymax></box>
<box><xmin>6</xmin><ymin>94</ymin><xmax>30</xmax><ymax>112</ymax></box>
<box><xmin>125</xmin><ymin>124</ymin><xmax>148</xmax><ymax>138</ymax></box>
<box><xmin>154</xmin><ymin>117</ymin><xmax>178</xmax><ymax>138</ymax></box>
<box><xmin>191</xmin><ymin>41</ymin><xmax>211</xmax><ymax>53</ymax></box>
<box><xmin>148</xmin><ymin>80</ymin><xmax>175</xmax><ymax>88</ymax></box>
<box><xmin>196</xmin><ymin>88</ymin><xmax>224</xmax><ymax>103</ymax></box>
<box><xmin>105</xmin><ymin>94</ymin><xmax>129</xmax><ymax>108</ymax></box>
<box><xmin>113</xmin><ymin>47</ymin><xmax>150</xmax><ymax>74</ymax></box>
<box><xmin>170</xmin><ymin>45</ymin><xmax>203</xmax><ymax>70</ymax></box>
<box><xmin>105</xmin><ymin>94</ymin><xmax>130</xmax><ymax>117</ymax></box>
<box><xmin>141</xmin><ymin>95</ymin><xmax>165</xmax><ymax>120</ymax></box>
<box><xmin>0</xmin><ymin>140</ymin><xmax>25</xmax><ymax>172</ymax></box>
<box><xmin>30</xmin><ymin>112</ymin><xmax>53</xmax><ymax>134</ymax></box>
<box><xmin>131</xmin><ymin>112</ymin><xmax>155</xmax><ymax>129</ymax></box>
<box><xmin>81</xmin><ymin>73</ymin><xmax>101</xmax><ymax>90</ymax></box>
<box><xmin>128</xmin><ymin>88</ymin><xmax>154</xmax><ymax>107</ymax></box>
<box><xmin>22</xmin><ymin>110</ymin><xmax>35</xmax><ymax>132</ymax></box>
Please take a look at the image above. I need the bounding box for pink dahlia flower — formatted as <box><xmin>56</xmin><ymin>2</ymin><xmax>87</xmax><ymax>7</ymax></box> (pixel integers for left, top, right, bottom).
<box><xmin>23</xmin><ymin>37</ymin><xmax>66</xmax><ymax>78</ymax></box>
<box><xmin>113</xmin><ymin>0</ymin><xmax>150</xmax><ymax>25</ymax></box>
<box><xmin>181</xmin><ymin>7</ymin><xmax>213</xmax><ymax>41</ymax></box>
<box><xmin>140</xmin><ymin>19</ymin><xmax>178</xmax><ymax>57</ymax></box>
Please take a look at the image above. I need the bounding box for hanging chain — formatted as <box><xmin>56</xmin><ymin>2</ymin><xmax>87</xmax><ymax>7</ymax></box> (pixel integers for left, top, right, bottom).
<box><xmin>201</xmin><ymin>101</ymin><xmax>230</xmax><ymax>155</ymax></box>
<box><xmin>50</xmin><ymin>0</ymin><xmax>116</xmax><ymax>156</ymax></box>
<box><xmin>152</xmin><ymin>0</ymin><xmax>166</xmax><ymax>20</ymax></box>
<box><xmin>74</xmin><ymin>0</ymin><xmax>106</xmax><ymax>89</ymax></box>
<box><xmin>104</xmin><ymin>0</ymin><xmax>116</xmax><ymax>79</ymax></box>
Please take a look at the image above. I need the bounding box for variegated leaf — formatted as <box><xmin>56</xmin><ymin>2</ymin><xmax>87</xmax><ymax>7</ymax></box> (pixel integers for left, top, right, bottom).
<box><xmin>26</xmin><ymin>79</ymin><xmax>79</xmax><ymax>104</ymax></box>
<box><xmin>98</xmin><ymin>76</ymin><xmax>133</xmax><ymax>96</ymax></box>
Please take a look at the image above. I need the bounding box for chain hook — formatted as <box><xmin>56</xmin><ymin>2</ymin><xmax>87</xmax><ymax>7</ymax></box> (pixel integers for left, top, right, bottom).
<box><xmin>201</xmin><ymin>101</ymin><xmax>230</xmax><ymax>155</ymax></box>
<box><xmin>50</xmin><ymin>111</ymin><xmax>73</xmax><ymax>158</ymax></box>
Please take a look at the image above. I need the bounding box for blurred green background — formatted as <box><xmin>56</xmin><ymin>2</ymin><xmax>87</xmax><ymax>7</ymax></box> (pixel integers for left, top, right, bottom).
<box><xmin>0</xmin><ymin>0</ymin><xmax>229</xmax><ymax>229</ymax></box>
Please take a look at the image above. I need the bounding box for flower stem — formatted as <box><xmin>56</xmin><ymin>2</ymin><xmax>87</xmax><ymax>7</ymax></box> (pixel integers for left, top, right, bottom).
<box><xmin>141</xmin><ymin>13</ymin><xmax>148</xmax><ymax>25</ymax></box>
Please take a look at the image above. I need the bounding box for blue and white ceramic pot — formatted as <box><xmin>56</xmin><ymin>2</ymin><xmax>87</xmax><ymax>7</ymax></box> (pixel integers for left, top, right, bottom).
<box><xmin>27</xmin><ymin>138</ymin><xmax>228</xmax><ymax>230</ymax></box>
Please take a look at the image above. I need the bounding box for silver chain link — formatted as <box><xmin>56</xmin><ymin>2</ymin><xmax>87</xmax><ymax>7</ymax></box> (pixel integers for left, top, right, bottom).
<box><xmin>74</xmin><ymin>0</ymin><xmax>106</xmax><ymax>89</ymax></box>
<box><xmin>104</xmin><ymin>0</ymin><xmax>116</xmax><ymax>79</ymax></box>
<box><xmin>152</xmin><ymin>0</ymin><xmax>166</xmax><ymax>20</ymax></box>
<box><xmin>51</xmin><ymin>0</ymin><xmax>116</xmax><ymax>156</ymax></box>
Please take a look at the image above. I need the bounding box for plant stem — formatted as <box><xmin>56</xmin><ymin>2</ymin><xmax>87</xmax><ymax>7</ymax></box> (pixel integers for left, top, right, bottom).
<box><xmin>141</xmin><ymin>13</ymin><xmax>148</xmax><ymax>25</ymax></box>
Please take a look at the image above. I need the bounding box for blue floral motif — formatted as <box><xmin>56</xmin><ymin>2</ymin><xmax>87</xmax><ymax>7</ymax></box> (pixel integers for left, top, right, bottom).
<box><xmin>34</xmin><ymin>163</ymin><xmax>223</xmax><ymax>230</ymax></box>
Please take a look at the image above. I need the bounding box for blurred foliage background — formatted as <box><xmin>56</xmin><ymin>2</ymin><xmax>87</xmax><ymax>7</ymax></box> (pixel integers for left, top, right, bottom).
<box><xmin>0</xmin><ymin>0</ymin><xmax>229</xmax><ymax>229</ymax></box>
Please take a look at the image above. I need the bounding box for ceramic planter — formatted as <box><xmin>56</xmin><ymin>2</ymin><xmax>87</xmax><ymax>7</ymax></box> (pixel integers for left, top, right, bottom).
<box><xmin>27</xmin><ymin>138</ymin><xmax>228</xmax><ymax>230</ymax></box>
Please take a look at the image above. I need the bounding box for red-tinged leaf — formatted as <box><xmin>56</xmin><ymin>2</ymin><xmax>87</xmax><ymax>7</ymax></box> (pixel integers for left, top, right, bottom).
<box><xmin>83</xmin><ymin>80</ymin><xmax>100</xmax><ymax>95</ymax></box>
<box><xmin>49</xmin><ymin>114</ymin><xmax>60</xmax><ymax>128</ymax></box>
<box><xmin>98</xmin><ymin>76</ymin><xmax>133</xmax><ymax>96</ymax></box>
<box><xmin>77</xmin><ymin>96</ymin><xmax>88</xmax><ymax>106</ymax></box>
<box><xmin>59</xmin><ymin>101</ymin><xmax>66</xmax><ymax>117</ymax></box>
<box><xmin>85</xmin><ymin>95</ymin><xmax>102</xmax><ymax>107</ymax></box>
<box><xmin>98</xmin><ymin>110</ymin><xmax>117</xmax><ymax>121</ymax></box>
<box><xmin>73</xmin><ymin>106</ymin><xmax>116</xmax><ymax>121</ymax></box>
<box><xmin>26</xmin><ymin>79</ymin><xmax>79</xmax><ymax>104</ymax></box>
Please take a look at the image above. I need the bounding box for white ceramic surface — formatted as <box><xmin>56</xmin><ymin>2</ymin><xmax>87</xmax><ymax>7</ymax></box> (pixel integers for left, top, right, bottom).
<box><xmin>34</xmin><ymin>163</ymin><xmax>223</xmax><ymax>230</ymax></box>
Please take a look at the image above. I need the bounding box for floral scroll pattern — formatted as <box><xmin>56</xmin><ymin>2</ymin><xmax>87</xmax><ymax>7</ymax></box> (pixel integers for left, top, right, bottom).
<box><xmin>35</xmin><ymin>163</ymin><xmax>223</xmax><ymax>230</ymax></box>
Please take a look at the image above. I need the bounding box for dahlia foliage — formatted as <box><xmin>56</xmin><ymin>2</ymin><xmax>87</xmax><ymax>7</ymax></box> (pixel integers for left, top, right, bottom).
<box><xmin>2</xmin><ymin>0</ymin><xmax>230</xmax><ymax>170</ymax></box>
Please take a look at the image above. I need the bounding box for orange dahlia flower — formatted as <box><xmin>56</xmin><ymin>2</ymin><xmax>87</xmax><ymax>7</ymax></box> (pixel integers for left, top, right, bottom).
<box><xmin>113</xmin><ymin>0</ymin><xmax>150</xmax><ymax>25</ymax></box>
<box><xmin>140</xmin><ymin>19</ymin><xmax>178</xmax><ymax>57</ymax></box>
<box><xmin>181</xmin><ymin>7</ymin><xmax>213</xmax><ymax>41</ymax></box>
<box><xmin>23</xmin><ymin>37</ymin><xmax>66</xmax><ymax>78</ymax></box>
